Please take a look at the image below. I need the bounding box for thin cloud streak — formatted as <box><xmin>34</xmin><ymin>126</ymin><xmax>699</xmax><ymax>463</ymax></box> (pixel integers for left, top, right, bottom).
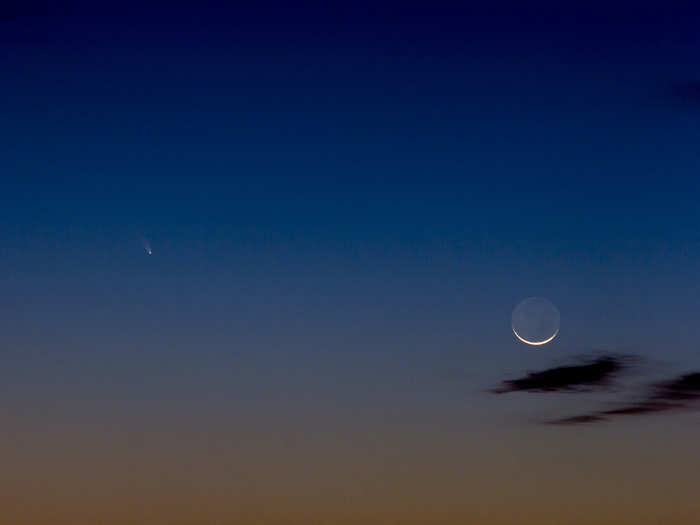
<box><xmin>547</xmin><ymin>372</ymin><xmax>700</xmax><ymax>425</ymax></box>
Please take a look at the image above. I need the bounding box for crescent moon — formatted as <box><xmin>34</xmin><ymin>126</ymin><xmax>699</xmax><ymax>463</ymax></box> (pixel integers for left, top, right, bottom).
<box><xmin>512</xmin><ymin>326</ymin><xmax>559</xmax><ymax>346</ymax></box>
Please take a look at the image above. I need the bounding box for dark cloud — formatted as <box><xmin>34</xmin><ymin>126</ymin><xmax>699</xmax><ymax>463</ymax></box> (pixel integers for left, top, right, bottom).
<box><xmin>491</xmin><ymin>356</ymin><xmax>627</xmax><ymax>394</ymax></box>
<box><xmin>602</xmin><ymin>402</ymin><xmax>674</xmax><ymax>416</ymax></box>
<box><xmin>547</xmin><ymin>372</ymin><xmax>700</xmax><ymax>425</ymax></box>
<box><xmin>492</xmin><ymin>355</ymin><xmax>700</xmax><ymax>426</ymax></box>
<box><xmin>549</xmin><ymin>414</ymin><xmax>606</xmax><ymax>425</ymax></box>
<box><xmin>653</xmin><ymin>372</ymin><xmax>700</xmax><ymax>401</ymax></box>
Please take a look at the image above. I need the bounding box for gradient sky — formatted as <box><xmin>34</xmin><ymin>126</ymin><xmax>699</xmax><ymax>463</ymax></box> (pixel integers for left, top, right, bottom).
<box><xmin>2</xmin><ymin>5</ymin><xmax>700</xmax><ymax>524</ymax></box>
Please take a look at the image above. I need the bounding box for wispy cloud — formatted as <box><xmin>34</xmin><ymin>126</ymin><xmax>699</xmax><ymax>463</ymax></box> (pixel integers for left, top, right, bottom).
<box><xmin>491</xmin><ymin>356</ymin><xmax>628</xmax><ymax>394</ymax></box>
<box><xmin>491</xmin><ymin>354</ymin><xmax>700</xmax><ymax>426</ymax></box>
<box><xmin>547</xmin><ymin>372</ymin><xmax>700</xmax><ymax>425</ymax></box>
<box><xmin>548</xmin><ymin>414</ymin><xmax>607</xmax><ymax>425</ymax></box>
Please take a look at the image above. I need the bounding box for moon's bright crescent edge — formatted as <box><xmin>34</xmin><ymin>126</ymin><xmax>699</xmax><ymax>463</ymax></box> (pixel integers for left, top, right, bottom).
<box><xmin>512</xmin><ymin>326</ymin><xmax>559</xmax><ymax>346</ymax></box>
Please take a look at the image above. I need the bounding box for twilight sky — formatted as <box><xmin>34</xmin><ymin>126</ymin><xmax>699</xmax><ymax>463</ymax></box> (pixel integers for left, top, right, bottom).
<box><xmin>2</xmin><ymin>5</ymin><xmax>700</xmax><ymax>524</ymax></box>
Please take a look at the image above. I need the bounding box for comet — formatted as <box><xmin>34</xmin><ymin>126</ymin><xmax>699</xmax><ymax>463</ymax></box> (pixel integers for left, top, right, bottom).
<box><xmin>142</xmin><ymin>238</ymin><xmax>152</xmax><ymax>256</ymax></box>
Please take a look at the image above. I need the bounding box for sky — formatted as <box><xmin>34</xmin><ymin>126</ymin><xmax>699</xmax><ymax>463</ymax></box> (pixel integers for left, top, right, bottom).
<box><xmin>1</xmin><ymin>5</ymin><xmax>700</xmax><ymax>524</ymax></box>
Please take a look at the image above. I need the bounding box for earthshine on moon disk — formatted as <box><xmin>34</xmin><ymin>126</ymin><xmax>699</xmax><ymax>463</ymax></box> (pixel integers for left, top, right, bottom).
<box><xmin>511</xmin><ymin>297</ymin><xmax>560</xmax><ymax>346</ymax></box>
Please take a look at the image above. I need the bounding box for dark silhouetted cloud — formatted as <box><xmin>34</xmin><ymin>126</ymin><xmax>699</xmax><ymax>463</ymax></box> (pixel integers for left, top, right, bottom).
<box><xmin>547</xmin><ymin>372</ymin><xmax>700</xmax><ymax>425</ymax></box>
<box><xmin>654</xmin><ymin>372</ymin><xmax>700</xmax><ymax>401</ymax></box>
<box><xmin>602</xmin><ymin>402</ymin><xmax>674</xmax><ymax>416</ymax></box>
<box><xmin>549</xmin><ymin>414</ymin><xmax>606</xmax><ymax>425</ymax></box>
<box><xmin>491</xmin><ymin>355</ymin><xmax>628</xmax><ymax>394</ymax></box>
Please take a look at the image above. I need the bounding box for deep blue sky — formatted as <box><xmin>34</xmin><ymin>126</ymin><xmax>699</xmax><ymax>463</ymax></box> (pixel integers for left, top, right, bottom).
<box><xmin>1</xmin><ymin>5</ymin><xmax>700</xmax><ymax>524</ymax></box>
